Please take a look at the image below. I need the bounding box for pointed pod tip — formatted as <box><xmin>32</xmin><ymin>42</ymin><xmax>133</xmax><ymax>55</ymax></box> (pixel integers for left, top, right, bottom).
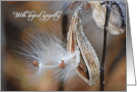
<box><xmin>74</xmin><ymin>6</ymin><xmax>82</xmax><ymax>17</ymax></box>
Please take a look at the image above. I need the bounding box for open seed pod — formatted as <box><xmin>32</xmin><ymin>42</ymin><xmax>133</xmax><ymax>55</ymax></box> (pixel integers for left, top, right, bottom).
<box><xmin>67</xmin><ymin>7</ymin><xmax>100</xmax><ymax>85</ymax></box>
<box><xmin>88</xmin><ymin>1</ymin><xmax>126</xmax><ymax>35</ymax></box>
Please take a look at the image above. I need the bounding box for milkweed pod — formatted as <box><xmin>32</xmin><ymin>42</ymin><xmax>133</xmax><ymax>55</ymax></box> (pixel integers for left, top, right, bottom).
<box><xmin>67</xmin><ymin>7</ymin><xmax>100</xmax><ymax>85</ymax></box>
<box><xmin>88</xmin><ymin>1</ymin><xmax>125</xmax><ymax>35</ymax></box>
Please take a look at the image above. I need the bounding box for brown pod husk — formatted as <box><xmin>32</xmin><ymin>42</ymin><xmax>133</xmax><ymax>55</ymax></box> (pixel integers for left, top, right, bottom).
<box><xmin>67</xmin><ymin>7</ymin><xmax>100</xmax><ymax>85</ymax></box>
<box><xmin>88</xmin><ymin>1</ymin><xmax>125</xmax><ymax>35</ymax></box>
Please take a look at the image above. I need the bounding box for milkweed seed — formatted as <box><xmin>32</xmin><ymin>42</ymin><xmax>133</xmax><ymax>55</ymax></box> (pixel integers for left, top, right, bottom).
<box><xmin>33</xmin><ymin>61</ymin><xmax>39</xmax><ymax>67</ymax></box>
<box><xmin>59</xmin><ymin>60</ymin><xmax>65</xmax><ymax>68</ymax></box>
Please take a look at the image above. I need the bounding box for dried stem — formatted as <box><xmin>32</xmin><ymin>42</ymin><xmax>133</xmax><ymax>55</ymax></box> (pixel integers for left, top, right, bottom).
<box><xmin>62</xmin><ymin>14</ymin><xmax>68</xmax><ymax>42</ymax></box>
<box><xmin>58</xmin><ymin>4</ymin><xmax>69</xmax><ymax>91</ymax></box>
<box><xmin>59</xmin><ymin>82</ymin><xmax>64</xmax><ymax>91</ymax></box>
<box><xmin>100</xmin><ymin>1</ymin><xmax>111</xmax><ymax>91</ymax></box>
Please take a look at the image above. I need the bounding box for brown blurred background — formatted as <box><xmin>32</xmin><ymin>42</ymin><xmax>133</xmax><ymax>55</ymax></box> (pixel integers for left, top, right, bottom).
<box><xmin>1</xmin><ymin>1</ymin><xmax>126</xmax><ymax>91</ymax></box>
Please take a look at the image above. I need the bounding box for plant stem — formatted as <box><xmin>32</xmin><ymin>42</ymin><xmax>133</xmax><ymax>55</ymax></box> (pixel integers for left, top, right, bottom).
<box><xmin>58</xmin><ymin>4</ymin><xmax>69</xmax><ymax>91</ymax></box>
<box><xmin>62</xmin><ymin>14</ymin><xmax>68</xmax><ymax>42</ymax></box>
<box><xmin>59</xmin><ymin>82</ymin><xmax>64</xmax><ymax>91</ymax></box>
<box><xmin>100</xmin><ymin>1</ymin><xmax>111</xmax><ymax>91</ymax></box>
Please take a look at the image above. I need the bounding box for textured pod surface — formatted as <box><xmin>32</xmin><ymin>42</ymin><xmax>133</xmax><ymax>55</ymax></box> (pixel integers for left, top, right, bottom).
<box><xmin>88</xmin><ymin>1</ymin><xmax>126</xmax><ymax>35</ymax></box>
<box><xmin>67</xmin><ymin>7</ymin><xmax>100</xmax><ymax>85</ymax></box>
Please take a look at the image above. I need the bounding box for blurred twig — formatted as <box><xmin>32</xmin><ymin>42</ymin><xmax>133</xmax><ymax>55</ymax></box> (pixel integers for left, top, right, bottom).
<box><xmin>100</xmin><ymin>1</ymin><xmax>111</xmax><ymax>91</ymax></box>
<box><xmin>62</xmin><ymin>14</ymin><xmax>68</xmax><ymax>42</ymax></box>
<box><xmin>58</xmin><ymin>3</ymin><xmax>69</xmax><ymax>91</ymax></box>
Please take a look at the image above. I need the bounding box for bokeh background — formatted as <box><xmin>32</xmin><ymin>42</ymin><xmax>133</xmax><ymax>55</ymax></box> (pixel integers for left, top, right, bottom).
<box><xmin>1</xmin><ymin>1</ymin><xmax>126</xmax><ymax>91</ymax></box>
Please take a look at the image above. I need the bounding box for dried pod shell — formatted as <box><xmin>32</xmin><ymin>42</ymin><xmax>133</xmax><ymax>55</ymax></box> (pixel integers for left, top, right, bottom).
<box><xmin>88</xmin><ymin>1</ymin><xmax>125</xmax><ymax>35</ymax></box>
<box><xmin>67</xmin><ymin>7</ymin><xmax>100</xmax><ymax>85</ymax></box>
